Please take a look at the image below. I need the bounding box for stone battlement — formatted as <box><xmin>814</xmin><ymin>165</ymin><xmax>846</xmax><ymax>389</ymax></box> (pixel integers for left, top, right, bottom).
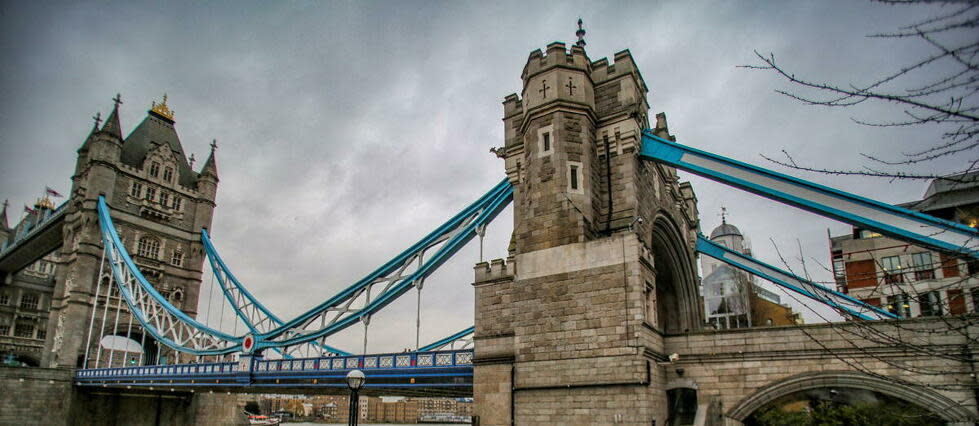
<box><xmin>473</xmin><ymin>258</ymin><xmax>513</xmax><ymax>284</ymax></box>
<box><xmin>521</xmin><ymin>41</ymin><xmax>591</xmax><ymax>83</ymax></box>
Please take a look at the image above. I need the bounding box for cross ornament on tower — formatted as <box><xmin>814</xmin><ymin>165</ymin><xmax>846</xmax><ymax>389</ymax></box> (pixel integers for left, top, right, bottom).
<box><xmin>566</xmin><ymin>77</ymin><xmax>577</xmax><ymax>96</ymax></box>
<box><xmin>92</xmin><ymin>112</ymin><xmax>102</xmax><ymax>128</ymax></box>
<box><xmin>539</xmin><ymin>80</ymin><xmax>549</xmax><ymax>99</ymax></box>
<box><xmin>188</xmin><ymin>153</ymin><xmax>196</xmax><ymax>169</ymax></box>
<box><xmin>112</xmin><ymin>93</ymin><xmax>123</xmax><ymax>108</ymax></box>
<box><xmin>210</xmin><ymin>139</ymin><xmax>218</xmax><ymax>152</ymax></box>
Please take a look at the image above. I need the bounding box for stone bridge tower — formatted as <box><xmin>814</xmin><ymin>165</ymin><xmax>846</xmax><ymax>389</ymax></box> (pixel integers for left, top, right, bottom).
<box><xmin>41</xmin><ymin>96</ymin><xmax>218</xmax><ymax>368</ymax></box>
<box><xmin>474</xmin><ymin>41</ymin><xmax>703</xmax><ymax>424</ymax></box>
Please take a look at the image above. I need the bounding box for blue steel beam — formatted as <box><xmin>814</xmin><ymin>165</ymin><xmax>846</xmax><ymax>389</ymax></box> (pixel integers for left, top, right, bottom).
<box><xmin>696</xmin><ymin>234</ymin><xmax>897</xmax><ymax>320</ymax></box>
<box><xmin>201</xmin><ymin>230</ymin><xmax>351</xmax><ymax>356</ymax></box>
<box><xmin>640</xmin><ymin>131</ymin><xmax>979</xmax><ymax>258</ymax></box>
<box><xmin>257</xmin><ymin>180</ymin><xmax>513</xmax><ymax>350</ymax></box>
<box><xmin>98</xmin><ymin>196</ymin><xmax>241</xmax><ymax>355</ymax></box>
<box><xmin>419</xmin><ymin>326</ymin><xmax>474</xmax><ymax>352</ymax></box>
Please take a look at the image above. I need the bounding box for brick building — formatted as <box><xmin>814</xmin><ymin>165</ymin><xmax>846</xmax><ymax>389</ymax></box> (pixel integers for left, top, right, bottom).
<box><xmin>830</xmin><ymin>172</ymin><xmax>979</xmax><ymax>317</ymax></box>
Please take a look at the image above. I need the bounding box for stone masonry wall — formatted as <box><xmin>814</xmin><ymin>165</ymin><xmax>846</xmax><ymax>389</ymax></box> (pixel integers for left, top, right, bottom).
<box><xmin>0</xmin><ymin>366</ymin><xmax>246</xmax><ymax>425</ymax></box>
<box><xmin>663</xmin><ymin>318</ymin><xmax>979</xmax><ymax>424</ymax></box>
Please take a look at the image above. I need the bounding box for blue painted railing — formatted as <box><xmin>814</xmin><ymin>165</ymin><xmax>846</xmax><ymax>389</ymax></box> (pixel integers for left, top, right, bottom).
<box><xmin>75</xmin><ymin>349</ymin><xmax>473</xmax><ymax>385</ymax></box>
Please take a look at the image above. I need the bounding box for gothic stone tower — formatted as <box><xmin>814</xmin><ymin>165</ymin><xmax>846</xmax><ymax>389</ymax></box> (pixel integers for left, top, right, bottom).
<box><xmin>473</xmin><ymin>42</ymin><xmax>703</xmax><ymax>424</ymax></box>
<box><xmin>42</xmin><ymin>96</ymin><xmax>218</xmax><ymax>367</ymax></box>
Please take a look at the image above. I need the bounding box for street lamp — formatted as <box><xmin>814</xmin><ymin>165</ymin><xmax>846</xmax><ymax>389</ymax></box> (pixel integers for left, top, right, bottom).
<box><xmin>346</xmin><ymin>369</ymin><xmax>366</xmax><ymax>426</ymax></box>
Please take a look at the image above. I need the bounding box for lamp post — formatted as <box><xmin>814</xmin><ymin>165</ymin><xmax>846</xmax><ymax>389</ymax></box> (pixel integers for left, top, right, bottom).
<box><xmin>346</xmin><ymin>369</ymin><xmax>365</xmax><ymax>426</ymax></box>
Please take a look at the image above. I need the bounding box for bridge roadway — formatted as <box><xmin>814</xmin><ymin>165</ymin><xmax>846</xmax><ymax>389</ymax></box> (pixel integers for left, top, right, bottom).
<box><xmin>74</xmin><ymin>348</ymin><xmax>473</xmax><ymax>397</ymax></box>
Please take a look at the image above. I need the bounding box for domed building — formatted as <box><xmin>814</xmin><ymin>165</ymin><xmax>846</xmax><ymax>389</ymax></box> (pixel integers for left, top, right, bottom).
<box><xmin>700</xmin><ymin>211</ymin><xmax>801</xmax><ymax>329</ymax></box>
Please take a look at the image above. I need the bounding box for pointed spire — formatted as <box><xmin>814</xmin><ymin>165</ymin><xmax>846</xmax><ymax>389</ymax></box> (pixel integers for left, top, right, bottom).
<box><xmin>78</xmin><ymin>111</ymin><xmax>101</xmax><ymax>153</ymax></box>
<box><xmin>100</xmin><ymin>93</ymin><xmax>123</xmax><ymax>139</ymax></box>
<box><xmin>0</xmin><ymin>200</ymin><xmax>8</xmax><ymax>230</ymax></box>
<box><xmin>201</xmin><ymin>139</ymin><xmax>218</xmax><ymax>177</ymax></box>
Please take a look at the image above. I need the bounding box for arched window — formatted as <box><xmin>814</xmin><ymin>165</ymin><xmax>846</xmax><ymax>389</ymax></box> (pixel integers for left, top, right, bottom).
<box><xmin>137</xmin><ymin>236</ymin><xmax>160</xmax><ymax>259</ymax></box>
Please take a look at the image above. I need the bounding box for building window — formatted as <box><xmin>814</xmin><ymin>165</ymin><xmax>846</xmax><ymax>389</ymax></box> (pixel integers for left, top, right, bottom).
<box><xmin>880</xmin><ymin>256</ymin><xmax>903</xmax><ymax>284</ymax></box>
<box><xmin>644</xmin><ymin>282</ymin><xmax>655</xmax><ymax>323</ymax></box>
<box><xmin>570</xmin><ymin>165</ymin><xmax>579</xmax><ymax>190</ymax></box>
<box><xmin>137</xmin><ymin>236</ymin><xmax>160</xmax><ymax>259</ymax></box>
<box><xmin>171</xmin><ymin>251</ymin><xmax>184</xmax><ymax>267</ymax></box>
<box><xmin>19</xmin><ymin>293</ymin><xmax>39</xmax><ymax>310</ymax></box>
<box><xmin>972</xmin><ymin>288</ymin><xmax>979</xmax><ymax>313</ymax></box>
<box><xmin>832</xmin><ymin>256</ymin><xmax>846</xmax><ymax>289</ymax></box>
<box><xmin>919</xmin><ymin>291</ymin><xmax>943</xmax><ymax>317</ymax></box>
<box><xmin>0</xmin><ymin>293</ymin><xmax>9</xmax><ymax>305</ymax></box>
<box><xmin>886</xmin><ymin>294</ymin><xmax>912</xmax><ymax>318</ymax></box>
<box><xmin>0</xmin><ymin>325</ymin><xmax>8</xmax><ymax>336</ymax></box>
<box><xmin>172</xmin><ymin>196</ymin><xmax>182</xmax><ymax>210</ymax></box>
<box><xmin>14</xmin><ymin>323</ymin><xmax>34</xmax><ymax>338</ymax></box>
<box><xmin>536</xmin><ymin>125</ymin><xmax>554</xmax><ymax>158</ymax></box>
<box><xmin>159</xmin><ymin>191</ymin><xmax>170</xmax><ymax>207</ymax></box>
<box><xmin>36</xmin><ymin>329</ymin><xmax>46</xmax><ymax>340</ymax></box>
<box><xmin>145</xmin><ymin>186</ymin><xmax>156</xmax><ymax>202</ymax></box>
<box><xmin>163</xmin><ymin>166</ymin><xmax>174</xmax><ymax>182</ymax></box>
<box><xmin>858</xmin><ymin>229</ymin><xmax>882</xmax><ymax>239</ymax></box>
<box><xmin>149</xmin><ymin>162</ymin><xmax>160</xmax><ymax>177</ymax></box>
<box><xmin>130</xmin><ymin>182</ymin><xmax>142</xmax><ymax>198</ymax></box>
<box><xmin>911</xmin><ymin>252</ymin><xmax>935</xmax><ymax>280</ymax></box>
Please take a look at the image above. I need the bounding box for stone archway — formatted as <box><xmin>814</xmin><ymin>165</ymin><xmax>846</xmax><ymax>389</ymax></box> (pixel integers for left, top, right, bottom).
<box><xmin>727</xmin><ymin>370</ymin><xmax>975</xmax><ymax>423</ymax></box>
<box><xmin>650</xmin><ymin>213</ymin><xmax>702</xmax><ymax>334</ymax></box>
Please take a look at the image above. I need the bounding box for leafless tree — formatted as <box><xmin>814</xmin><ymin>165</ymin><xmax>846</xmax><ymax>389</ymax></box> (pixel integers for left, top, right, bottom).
<box><xmin>743</xmin><ymin>0</ymin><xmax>978</xmax><ymax>183</ymax></box>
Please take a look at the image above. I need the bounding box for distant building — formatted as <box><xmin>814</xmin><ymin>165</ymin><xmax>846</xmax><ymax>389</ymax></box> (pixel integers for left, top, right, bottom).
<box><xmin>0</xmin><ymin>198</ymin><xmax>59</xmax><ymax>365</ymax></box>
<box><xmin>830</xmin><ymin>172</ymin><xmax>979</xmax><ymax>317</ymax></box>
<box><xmin>700</xmin><ymin>216</ymin><xmax>802</xmax><ymax>329</ymax></box>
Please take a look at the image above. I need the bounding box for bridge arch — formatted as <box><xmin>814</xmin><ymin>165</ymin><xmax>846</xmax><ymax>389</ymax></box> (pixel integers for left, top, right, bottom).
<box><xmin>650</xmin><ymin>212</ymin><xmax>701</xmax><ymax>334</ymax></box>
<box><xmin>727</xmin><ymin>370</ymin><xmax>975</xmax><ymax>423</ymax></box>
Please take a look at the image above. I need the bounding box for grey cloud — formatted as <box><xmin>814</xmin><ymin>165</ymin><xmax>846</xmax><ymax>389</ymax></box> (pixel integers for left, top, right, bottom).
<box><xmin>1</xmin><ymin>0</ymin><xmax>962</xmax><ymax>346</ymax></box>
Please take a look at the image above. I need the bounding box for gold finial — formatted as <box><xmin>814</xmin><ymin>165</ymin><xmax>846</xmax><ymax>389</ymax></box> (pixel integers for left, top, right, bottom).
<box><xmin>35</xmin><ymin>197</ymin><xmax>54</xmax><ymax>210</ymax></box>
<box><xmin>150</xmin><ymin>93</ymin><xmax>175</xmax><ymax>121</ymax></box>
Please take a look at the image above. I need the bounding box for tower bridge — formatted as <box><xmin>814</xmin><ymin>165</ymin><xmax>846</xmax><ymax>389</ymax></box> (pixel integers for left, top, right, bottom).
<box><xmin>1</xmin><ymin>38</ymin><xmax>978</xmax><ymax>426</ymax></box>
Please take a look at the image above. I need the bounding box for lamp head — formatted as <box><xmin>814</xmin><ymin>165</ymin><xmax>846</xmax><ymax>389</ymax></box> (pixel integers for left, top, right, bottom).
<box><xmin>346</xmin><ymin>369</ymin><xmax>366</xmax><ymax>390</ymax></box>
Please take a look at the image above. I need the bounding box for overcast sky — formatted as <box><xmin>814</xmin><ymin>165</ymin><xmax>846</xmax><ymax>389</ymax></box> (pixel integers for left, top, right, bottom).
<box><xmin>0</xmin><ymin>1</ymin><xmax>969</xmax><ymax>353</ymax></box>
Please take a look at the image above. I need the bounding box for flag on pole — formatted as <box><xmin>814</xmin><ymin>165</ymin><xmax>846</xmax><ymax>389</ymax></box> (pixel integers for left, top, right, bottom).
<box><xmin>45</xmin><ymin>187</ymin><xmax>63</xmax><ymax>198</ymax></box>
<box><xmin>24</xmin><ymin>205</ymin><xmax>36</xmax><ymax>215</ymax></box>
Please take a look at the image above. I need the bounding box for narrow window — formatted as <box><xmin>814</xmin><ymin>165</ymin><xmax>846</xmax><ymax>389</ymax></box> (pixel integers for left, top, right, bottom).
<box><xmin>886</xmin><ymin>294</ymin><xmax>911</xmax><ymax>318</ymax></box>
<box><xmin>172</xmin><ymin>197</ymin><xmax>182</xmax><ymax>210</ymax></box>
<box><xmin>149</xmin><ymin>162</ymin><xmax>160</xmax><ymax>178</ymax></box>
<box><xmin>159</xmin><ymin>191</ymin><xmax>170</xmax><ymax>207</ymax></box>
<box><xmin>880</xmin><ymin>255</ymin><xmax>903</xmax><ymax>284</ymax></box>
<box><xmin>0</xmin><ymin>325</ymin><xmax>8</xmax><ymax>336</ymax></box>
<box><xmin>0</xmin><ymin>293</ymin><xmax>8</xmax><ymax>305</ymax></box>
<box><xmin>911</xmin><ymin>252</ymin><xmax>934</xmax><ymax>280</ymax></box>
<box><xmin>162</xmin><ymin>167</ymin><xmax>174</xmax><ymax>182</ymax></box>
<box><xmin>570</xmin><ymin>164</ymin><xmax>579</xmax><ymax>190</ymax></box>
<box><xmin>919</xmin><ymin>291</ymin><xmax>943</xmax><ymax>317</ymax></box>
<box><xmin>130</xmin><ymin>182</ymin><xmax>143</xmax><ymax>198</ymax></box>
<box><xmin>171</xmin><ymin>251</ymin><xmax>184</xmax><ymax>267</ymax></box>
<box><xmin>36</xmin><ymin>329</ymin><xmax>46</xmax><ymax>340</ymax></box>
<box><xmin>543</xmin><ymin>132</ymin><xmax>551</xmax><ymax>152</ymax></box>
<box><xmin>145</xmin><ymin>186</ymin><xmax>156</xmax><ymax>201</ymax></box>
